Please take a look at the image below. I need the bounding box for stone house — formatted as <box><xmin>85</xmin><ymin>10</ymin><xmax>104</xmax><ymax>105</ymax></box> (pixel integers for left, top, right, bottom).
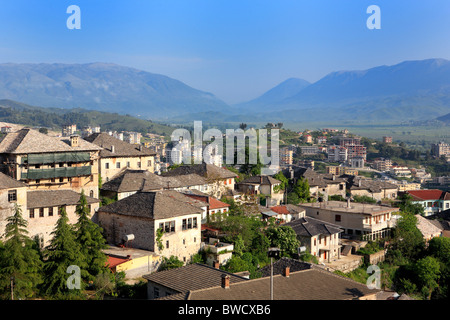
<box><xmin>83</xmin><ymin>132</ymin><xmax>156</xmax><ymax>183</ymax></box>
<box><xmin>26</xmin><ymin>189</ymin><xmax>100</xmax><ymax>247</ymax></box>
<box><xmin>260</xmin><ymin>204</ymin><xmax>305</xmax><ymax>223</ymax></box>
<box><xmin>0</xmin><ymin>128</ymin><xmax>101</xmax><ymax>199</ymax></box>
<box><xmin>0</xmin><ymin>172</ymin><xmax>28</xmax><ymax>238</ymax></box>
<box><xmin>97</xmin><ymin>190</ymin><xmax>205</xmax><ymax>263</ymax></box>
<box><xmin>346</xmin><ymin>176</ymin><xmax>398</xmax><ymax>202</ymax></box>
<box><xmin>237</xmin><ymin>175</ymin><xmax>284</xmax><ymax>206</ymax></box>
<box><xmin>182</xmin><ymin>189</ymin><xmax>230</xmax><ymax>223</ymax></box>
<box><xmin>285</xmin><ymin>216</ymin><xmax>343</xmax><ymax>263</ymax></box>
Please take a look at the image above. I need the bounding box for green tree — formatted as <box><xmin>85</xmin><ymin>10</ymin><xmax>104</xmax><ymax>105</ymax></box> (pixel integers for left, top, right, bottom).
<box><xmin>41</xmin><ymin>207</ymin><xmax>86</xmax><ymax>298</ymax></box>
<box><xmin>414</xmin><ymin>256</ymin><xmax>441</xmax><ymax>300</ymax></box>
<box><xmin>0</xmin><ymin>204</ymin><xmax>43</xmax><ymax>300</ymax></box>
<box><xmin>74</xmin><ymin>191</ymin><xmax>109</xmax><ymax>282</ymax></box>
<box><xmin>266</xmin><ymin>225</ymin><xmax>300</xmax><ymax>257</ymax></box>
<box><xmin>158</xmin><ymin>256</ymin><xmax>184</xmax><ymax>271</ymax></box>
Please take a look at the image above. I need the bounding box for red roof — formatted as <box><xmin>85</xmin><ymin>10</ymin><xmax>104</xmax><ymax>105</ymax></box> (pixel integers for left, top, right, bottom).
<box><xmin>270</xmin><ymin>205</ymin><xmax>290</xmax><ymax>215</ymax></box>
<box><xmin>106</xmin><ymin>256</ymin><xmax>130</xmax><ymax>269</ymax></box>
<box><xmin>407</xmin><ymin>189</ymin><xmax>444</xmax><ymax>201</ymax></box>
<box><xmin>208</xmin><ymin>197</ymin><xmax>230</xmax><ymax>210</ymax></box>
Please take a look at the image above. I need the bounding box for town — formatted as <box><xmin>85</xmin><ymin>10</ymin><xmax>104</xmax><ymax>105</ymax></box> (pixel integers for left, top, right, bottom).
<box><xmin>0</xmin><ymin>121</ymin><xmax>448</xmax><ymax>301</ymax></box>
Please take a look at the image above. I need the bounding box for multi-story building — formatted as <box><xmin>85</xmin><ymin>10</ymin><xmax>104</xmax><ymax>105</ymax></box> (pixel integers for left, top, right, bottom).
<box><xmin>371</xmin><ymin>158</ymin><xmax>392</xmax><ymax>172</ymax></box>
<box><xmin>300</xmin><ymin>146</ymin><xmax>320</xmax><ymax>155</ymax></box>
<box><xmin>406</xmin><ymin>189</ymin><xmax>450</xmax><ymax>216</ymax></box>
<box><xmin>297</xmin><ymin>200</ymin><xmax>399</xmax><ymax>241</ymax></box>
<box><xmin>431</xmin><ymin>142</ymin><xmax>450</xmax><ymax>158</ymax></box>
<box><xmin>383</xmin><ymin>136</ymin><xmax>393</xmax><ymax>144</ymax></box>
<box><xmin>84</xmin><ymin>132</ymin><xmax>156</xmax><ymax>182</ymax></box>
<box><xmin>62</xmin><ymin>124</ymin><xmax>77</xmax><ymax>137</ymax></box>
<box><xmin>339</xmin><ymin>137</ymin><xmax>366</xmax><ymax>160</ymax></box>
<box><xmin>0</xmin><ymin>128</ymin><xmax>101</xmax><ymax>198</ymax></box>
<box><xmin>280</xmin><ymin>147</ymin><xmax>294</xmax><ymax>165</ymax></box>
<box><xmin>327</xmin><ymin>145</ymin><xmax>348</xmax><ymax>162</ymax></box>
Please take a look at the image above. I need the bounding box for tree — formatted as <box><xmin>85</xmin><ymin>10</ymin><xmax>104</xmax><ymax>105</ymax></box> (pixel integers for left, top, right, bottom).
<box><xmin>386</xmin><ymin>213</ymin><xmax>425</xmax><ymax>265</ymax></box>
<box><xmin>41</xmin><ymin>207</ymin><xmax>86</xmax><ymax>297</ymax></box>
<box><xmin>266</xmin><ymin>225</ymin><xmax>300</xmax><ymax>257</ymax></box>
<box><xmin>239</xmin><ymin>123</ymin><xmax>247</xmax><ymax>130</ymax></box>
<box><xmin>158</xmin><ymin>256</ymin><xmax>184</xmax><ymax>271</ymax></box>
<box><xmin>414</xmin><ymin>256</ymin><xmax>441</xmax><ymax>299</ymax></box>
<box><xmin>74</xmin><ymin>191</ymin><xmax>109</xmax><ymax>282</ymax></box>
<box><xmin>398</xmin><ymin>193</ymin><xmax>425</xmax><ymax>216</ymax></box>
<box><xmin>0</xmin><ymin>204</ymin><xmax>43</xmax><ymax>300</ymax></box>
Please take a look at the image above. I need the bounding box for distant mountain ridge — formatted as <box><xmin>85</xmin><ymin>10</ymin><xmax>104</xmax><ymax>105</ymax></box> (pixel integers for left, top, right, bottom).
<box><xmin>0</xmin><ymin>62</ymin><xmax>228</xmax><ymax>119</ymax></box>
<box><xmin>0</xmin><ymin>59</ymin><xmax>449</xmax><ymax>123</ymax></box>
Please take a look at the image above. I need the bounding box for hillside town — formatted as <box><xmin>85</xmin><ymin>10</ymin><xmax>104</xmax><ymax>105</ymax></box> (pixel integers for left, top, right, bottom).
<box><xmin>0</xmin><ymin>122</ymin><xmax>449</xmax><ymax>302</ymax></box>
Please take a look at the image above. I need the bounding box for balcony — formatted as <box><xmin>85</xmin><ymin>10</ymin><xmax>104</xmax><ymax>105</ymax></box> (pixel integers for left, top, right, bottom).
<box><xmin>21</xmin><ymin>166</ymin><xmax>92</xmax><ymax>180</ymax></box>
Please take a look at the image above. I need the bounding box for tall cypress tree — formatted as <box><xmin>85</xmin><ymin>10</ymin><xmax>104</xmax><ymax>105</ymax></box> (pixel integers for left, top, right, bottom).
<box><xmin>74</xmin><ymin>191</ymin><xmax>108</xmax><ymax>282</ymax></box>
<box><xmin>0</xmin><ymin>204</ymin><xmax>43</xmax><ymax>300</ymax></box>
<box><xmin>41</xmin><ymin>206</ymin><xmax>86</xmax><ymax>298</ymax></box>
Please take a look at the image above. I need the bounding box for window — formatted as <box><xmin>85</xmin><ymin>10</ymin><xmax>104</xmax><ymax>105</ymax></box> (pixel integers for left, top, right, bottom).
<box><xmin>105</xmin><ymin>163</ymin><xmax>109</xmax><ymax>169</ymax></box>
<box><xmin>127</xmin><ymin>162</ymin><xmax>130</xmax><ymax>168</ymax></box>
<box><xmin>90</xmin><ymin>190</ymin><xmax>94</xmax><ymax>198</ymax></box>
<box><xmin>182</xmin><ymin>219</ymin><xmax>187</xmax><ymax>230</ymax></box>
<box><xmin>137</xmin><ymin>162</ymin><xmax>141</xmax><ymax>168</ymax></box>
<box><xmin>29</xmin><ymin>209</ymin><xmax>35</xmax><ymax>218</ymax></box>
<box><xmin>39</xmin><ymin>208</ymin><xmax>44</xmax><ymax>217</ymax></box>
<box><xmin>154</xmin><ymin>287</ymin><xmax>159</xmax><ymax>299</ymax></box>
<box><xmin>335</xmin><ymin>214</ymin><xmax>341</xmax><ymax>222</ymax></box>
<box><xmin>187</xmin><ymin>218</ymin><xmax>192</xmax><ymax>229</ymax></box>
<box><xmin>164</xmin><ymin>221</ymin><xmax>175</xmax><ymax>233</ymax></box>
<box><xmin>148</xmin><ymin>160</ymin><xmax>152</xmax><ymax>167</ymax></box>
<box><xmin>49</xmin><ymin>207</ymin><xmax>53</xmax><ymax>217</ymax></box>
<box><xmin>193</xmin><ymin>217</ymin><xmax>198</xmax><ymax>228</ymax></box>
<box><xmin>59</xmin><ymin>177</ymin><xmax>64</xmax><ymax>183</ymax></box>
<box><xmin>166</xmin><ymin>240</ymin><xmax>169</xmax><ymax>249</ymax></box>
<box><xmin>116</xmin><ymin>162</ymin><xmax>121</xmax><ymax>169</ymax></box>
<box><xmin>8</xmin><ymin>190</ymin><xmax>17</xmax><ymax>202</ymax></box>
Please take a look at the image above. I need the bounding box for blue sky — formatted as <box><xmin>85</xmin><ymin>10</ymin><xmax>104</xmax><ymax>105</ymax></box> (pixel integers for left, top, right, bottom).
<box><xmin>0</xmin><ymin>0</ymin><xmax>449</xmax><ymax>104</ymax></box>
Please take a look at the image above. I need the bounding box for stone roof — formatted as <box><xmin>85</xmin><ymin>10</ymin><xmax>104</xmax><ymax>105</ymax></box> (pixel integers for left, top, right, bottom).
<box><xmin>186</xmin><ymin>267</ymin><xmax>380</xmax><ymax>300</ymax></box>
<box><xmin>101</xmin><ymin>169</ymin><xmax>207</xmax><ymax>193</ymax></box>
<box><xmin>258</xmin><ymin>257</ymin><xmax>312</xmax><ymax>277</ymax></box>
<box><xmin>347</xmin><ymin>176</ymin><xmax>398</xmax><ymax>193</ymax></box>
<box><xmin>83</xmin><ymin>132</ymin><xmax>155</xmax><ymax>158</ymax></box>
<box><xmin>0</xmin><ymin>128</ymin><xmax>101</xmax><ymax>154</ymax></box>
<box><xmin>285</xmin><ymin>216</ymin><xmax>343</xmax><ymax>237</ymax></box>
<box><xmin>143</xmin><ymin>263</ymin><xmax>248</xmax><ymax>295</ymax></box>
<box><xmin>0</xmin><ymin>172</ymin><xmax>28</xmax><ymax>189</ymax></box>
<box><xmin>162</xmin><ymin>163</ymin><xmax>237</xmax><ymax>180</ymax></box>
<box><xmin>239</xmin><ymin>175</ymin><xmax>281</xmax><ymax>186</ymax></box>
<box><xmin>27</xmin><ymin>190</ymin><xmax>100</xmax><ymax>208</ymax></box>
<box><xmin>98</xmin><ymin>190</ymin><xmax>204</xmax><ymax>220</ymax></box>
<box><xmin>415</xmin><ymin>214</ymin><xmax>443</xmax><ymax>238</ymax></box>
<box><xmin>283</xmin><ymin>167</ymin><xmax>346</xmax><ymax>188</ymax></box>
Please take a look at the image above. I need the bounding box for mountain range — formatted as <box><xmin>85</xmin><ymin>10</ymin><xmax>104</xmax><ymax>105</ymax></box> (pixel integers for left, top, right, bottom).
<box><xmin>0</xmin><ymin>59</ymin><xmax>449</xmax><ymax>123</ymax></box>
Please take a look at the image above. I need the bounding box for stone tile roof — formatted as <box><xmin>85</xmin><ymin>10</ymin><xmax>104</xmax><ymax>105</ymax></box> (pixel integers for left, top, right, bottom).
<box><xmin>83</xmin><ymin>132</ymin><xmax>155</xmax><ymax>158</ymax></box>
<box><xmin>347</xmin><ymin>176</ymin><xmax>398</xmax><ymax>193</ymax></box>
<box><xmin>296</xmin><ymin>201</ymin><xmax>398</xmax><ymax>216</ymax></box>
<box><xmin>142</xmin><ymin>263</ymin><xmax>248</xmax><ymax>294</ymax></box>
<box><xmin>285</xmin><ymin>216</ymin><xmax>343</xmax><ymax>237</ymax></box>
<box><xmin>98</xmin><ymin>190</ymin><xmax>204</xmax><ymax>219</ymax></box>
<box><xmin>415</xmin><ymin>214</ymin><xmax>442</xmax><ymax>238</ymax></box>
<box><xmin>0</xmin><ymin>172</ymin><xmax>28</xmax><ymax>189</ymax></box>
<box><xmin>187</xmin><ymin>267</ymin><xmax>380</xmax><ymax>300</ymax></box>
<box><xmin>239</xmin><ymin>175</ymin><xmax>281</xmax><ymax>186</ymax></box>
<box><xmin>27</xmin><ymin>190</ymin><xmax>100</xmax><ymax>208</ymax></box>
<box><xmin>101</xmin><ymin>169</ymin><xmax>207</xmax><ymax>193</ymax></box>
<box><xmin>162</xmin><ymin>163</ymin><xmax>237</xmax><ymax>180</ymax></box>
<box><xmin>258</xmin><ymin>257</ymin><xmax>312</xmax><ymax>277</ymax></box>
<box><xmin>0</xmin><ymin>128</ymin><xmax>101</xmax><ymax>154</ymax></box>
<box><xmin>283</xmin><ymin>167</ymin><xmax>346</xmax><ymax>188</ymax></box>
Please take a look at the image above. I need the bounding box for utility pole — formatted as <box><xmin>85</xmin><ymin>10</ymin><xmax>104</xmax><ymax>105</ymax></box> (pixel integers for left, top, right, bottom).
<box><xmin>267</xmin><ymin>247</ymin><xmax>280</xmax><ymax>301</ymax></box>
<box><xmin>10</xmin><ymin>276</ymin><xmax>14</xmax><ymax>300</ymax></box>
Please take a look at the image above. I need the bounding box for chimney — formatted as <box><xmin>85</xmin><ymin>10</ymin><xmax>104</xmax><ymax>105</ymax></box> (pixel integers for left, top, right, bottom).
<box><xmin>111</xmin><ymin>145</ymin><xmax>115</xmax><ymax>153</ymax></box>
<box><xmin>283</xmin><ymin>266</ymin><xmax>290</xmax><ymax>278</ymax></box>
<box><xmin>69</xmin><ymin>135</ymin><xmax>79</xmax><ymax>147</ymax></box>
<box><xmin>213</xmin><ymin>260</ymin><xmax>220</xmax><ymax>269</ymax></box>
<box><xmin>347</xmin><ymin>197</ymin><xmax>351</xmax><ymax>209</ymax></box>
<box><xmin>221</xmin><ymin>274</ymin><xmax>230</xmax><ymax>289</ymax></box>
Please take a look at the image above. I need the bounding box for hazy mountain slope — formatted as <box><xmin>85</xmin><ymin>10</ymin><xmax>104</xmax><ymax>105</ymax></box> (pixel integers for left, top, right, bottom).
<box><xmin>0</xmin><ymin>62</ymin><xmax>229</xmax><ymax>119</ymax></box>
